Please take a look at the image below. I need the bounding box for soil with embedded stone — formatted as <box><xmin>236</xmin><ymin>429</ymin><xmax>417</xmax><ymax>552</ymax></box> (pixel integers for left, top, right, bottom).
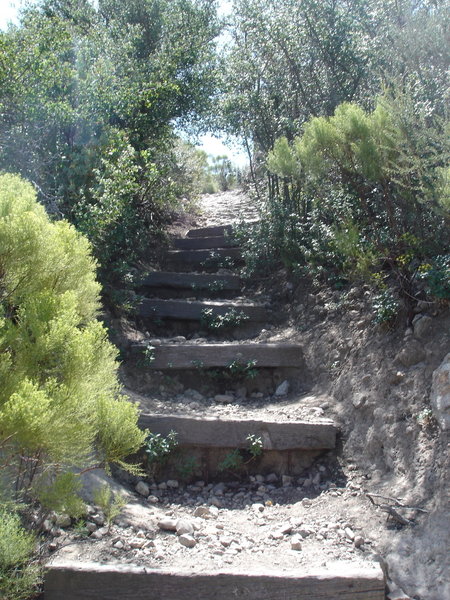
<box><xmin>45</xmin><ymin>462</ymin><xmax>380</xmax><ymax>575</ymax></box>
<box><xmin>46</xmin><ymin>190</ymin><xmax>449</xmax><ymax>600</ymax></box>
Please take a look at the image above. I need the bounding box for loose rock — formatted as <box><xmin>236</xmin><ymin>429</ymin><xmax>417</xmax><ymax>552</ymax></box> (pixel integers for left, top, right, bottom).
<box><xmin>176</xmin><ymin>519</ymin><xmax>195</xmax><ymax>536</ymax></box>
<box><xmin>290</xmin><ymin>535</ymin><xmax>302</xmax><ymax>551</ymax></box>
<box><xmin>158</xmin><ymin>518</ymin><xmax>178</xmax><ymax>531</ymax></box>
<box><xmin>194</xmin><ymin>506</ymin><xmax>214</xmax><ymax>519</ymax></box>
<box><xmin>413</xmin><ymin>315</ymin><xmax>433</xmax><ymax>339</ymax></box>
<box><xmin>275</xmin><ymin>380</ymin><xmax>290</xmax><ymax>397</ymax></box>
<box><xmin>395</xmin><ymin>341</ymin><xmax>426</xmax><ymax>367</ymax></box>
<box><xmin>430</xmin><ymin>352</ymin><xmax>450</xmax><ymax>430</ymax></box>
<box><xmin>214</xmin><ymin>394</ymin><xmax>234</xmax><ymax>404</ymax></box>
<box><xmin>55</xmin><ymin>514</ymin><xmax>71</xmax><ymax>528</ymax></box>
<box><xmin>135</xmin><ymin>481</ymin><xmax>150</xmax><ymax>497</ymax></box>
<box><xmin>179</xmin><ymin>534</ymin><xmax>197</xmax><ymax>548</ymax></box>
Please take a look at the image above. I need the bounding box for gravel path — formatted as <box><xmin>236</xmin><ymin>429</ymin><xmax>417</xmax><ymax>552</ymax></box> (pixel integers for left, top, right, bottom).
<box><xmin>195</xmin><ymin>190</ymin><xmax>260</xmax><ymax>227</ymax></box>
<box><xmin>49</xmin><ymin>464</ymin><xmax>379</xmax><ymax>575</ymax></box>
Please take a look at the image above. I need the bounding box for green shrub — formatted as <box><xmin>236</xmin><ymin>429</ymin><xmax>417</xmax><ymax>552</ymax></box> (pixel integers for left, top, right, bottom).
<box><xmin>218</xmin><ymin>434</ymin><xmax>264</xmax><ymax>474</ymax></box>
<box><xmin>417</xmin><ymin>255</ymin><xmax>450</xmax><ymax>301</ymax></box>
<box><xmin>145</xmin><ymin>431</ymin><xmax>178</xmax><ymax>475</ymax></box>
<box><xmin>254</xmin><ymin>94</ymin><xmax>449</xmax><ymax>289</ymax></box>
<box><xmin>0</xmin><ymin>509</ymin><xmax>40</xmax><ymax>600</ymax></box>
<box><xmin>331</xmin><ymin>221</ymin><xmax>377</xmax><ymax>281</ymax></box>
<box><xmin>93</xmin><ymin>484</ymin><xmax>126</xmax><ymax>526</ymax></box>
<box><xmin>0</xmin><ymin>174</ymin><xmax>146</xmax><ymax>507</ymax></box>
<box><xmin>372</xmin><ymin>289</ymin><xmax>400</xmax><ymax>325</ymax></box>
<box><xmin>218</xmin><ymin>449</ymin><xmax>244</xmax><ymax>472</ymax></box>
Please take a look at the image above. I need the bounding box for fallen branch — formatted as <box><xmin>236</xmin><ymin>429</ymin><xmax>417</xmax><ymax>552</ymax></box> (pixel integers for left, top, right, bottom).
<box><xmin>366</xmin><ymin>492</ymin><xmax>428</xmax><ymax>527</ymax></box>
<box><xmin>379</xmin><ymin>504</ymin><xmax>415</xmax><ymax>526</ymax></box>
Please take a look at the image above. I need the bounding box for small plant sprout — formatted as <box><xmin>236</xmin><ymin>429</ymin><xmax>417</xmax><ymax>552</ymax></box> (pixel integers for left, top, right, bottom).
<box><xmin>201</xmin><ymin>307</ymin><xmax>250</xmax><ymax>331</ymax></box>
<box><xmin>227</xmin><ymin>358</ymin><xmax>258</xmax><ymax>379</ymax></box>
<box><xmin>246</xmin><ymin>434</ymin><xmax>263</xmax><ymax>457</ymax></box>
<box><xmin>143</xmin><ymin>346</ymin><xmax>156</xmax><ymax>364</ymax></box>
<box><xmin>218</xmin><ymin>433</ymin><xmax>264</xmax><ymax>474</ymax></box>
<box><xmin>176</xmin><ymin>456</ymin><xmax>200</xmax><ymax>481</ymax></box>
<box><xmin>218</xmin><ymin>449</ymin><xmax>244</xmax><ymax>472</ymax></box>
<box><xmin>207</xmin><ymin>280</ymin><xmax>226</xmax><ymax>292</ymax></box>
<box><xmin>93</xmin><ymin>484</ymin><xmax>126</xmax><ymax>527</ymax></box>
<box><xmin>145</xmin><ymin>431</ymin><xmax>178</xmax><ymax>475</ymax></box>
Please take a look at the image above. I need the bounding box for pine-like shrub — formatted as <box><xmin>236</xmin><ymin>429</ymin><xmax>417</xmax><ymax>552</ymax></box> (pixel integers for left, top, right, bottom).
<box><xmin>0</xmin><ymin>509</ymin><xmax>40</xmax><ymax>600</ymax></box>
<box><xmin>0</xmin><ymin>174</ymin><xmax>146</xmax><ymax>508</ymax></box>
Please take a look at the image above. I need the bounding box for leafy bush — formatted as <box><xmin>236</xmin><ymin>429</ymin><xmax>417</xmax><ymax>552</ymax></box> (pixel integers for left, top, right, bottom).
<box><xmin>145</xmin><ymin>431</ymin><xmax>178</xmax><ymax>475</ymax></box>
<box><xmin>241</xmin><ymin>92</ymin><xmax>448</xmax><ymax>303</ymax></box>
<box><xmin>0</xmin><ymin>174</ymin><xmax>146</xmax><ymax>508</ymax></box>
<box><xmin>372</xmin><ymin>290</ymin><xmax>400</xmax><ymax>325</ymax></box>
<box><xmin>417</xmin><ymin>255</ymin><xmax>450</xmax><ymax>301</ymax></box>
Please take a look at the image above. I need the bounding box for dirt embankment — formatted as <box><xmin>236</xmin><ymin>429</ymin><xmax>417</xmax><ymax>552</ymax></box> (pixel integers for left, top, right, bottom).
<box><xmin>278</xmin><ymin>277</ymin><xmax>449</xmax><ymax>600</ymax></box>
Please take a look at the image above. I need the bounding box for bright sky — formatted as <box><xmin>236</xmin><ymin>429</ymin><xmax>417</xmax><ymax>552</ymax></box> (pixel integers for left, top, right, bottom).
<box><xmin>0</xmin><ymin>0</ymin><xmax>247</xmax><ymax>166</ymax></box>
<box><xmin>0</xmin><ymin>0</ymin><xmax>20</xmax><ymax>28</ymax></box>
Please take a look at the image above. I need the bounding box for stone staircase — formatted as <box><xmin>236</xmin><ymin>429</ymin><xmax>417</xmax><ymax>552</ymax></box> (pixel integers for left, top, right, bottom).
<box><xmin>44</xmin><ymin>220</ymin><xmax>386</xmax><ymax>599</ymax></box>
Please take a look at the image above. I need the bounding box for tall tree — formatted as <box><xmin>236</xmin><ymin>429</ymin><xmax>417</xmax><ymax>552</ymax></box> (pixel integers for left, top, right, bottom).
<box><xmin>221</xmin><ymin>0</ymin><xmax>449</xmax><ymax>154</ymax></box>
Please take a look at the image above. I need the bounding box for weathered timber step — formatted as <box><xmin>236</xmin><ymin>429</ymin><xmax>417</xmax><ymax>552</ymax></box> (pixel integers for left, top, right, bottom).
<box><xmin>138</xmin><ymin>414</ymin><xmax>336</xmax><ymax>450</ymax></box>
<box><xmin>137</xmin><ymin>299</ymin><xmax>267</xmax><ymax>322</ymax></box>
<box><xmin>132</xmin><ymin>343</ymin><xmax>303</xmax><ymax>369</ymax></box>
<box><xmin>173</xmin><ymin>235</ymin><xmax>238</xmax><ymax>250</ymax></box>
<box><xmin>187</xmin><ymin>224</ymin><xmax>233</xmax><ymax>238</ymax></box>
<box><xmin>165</xmin><ymin>248</ymin><xmax>243</xmax><ymax>267</ymax></box>
<box><xmin>45</xmin><ymin>561</ymin><xmax>385</xmax><ymax>600</ymax></box>
<box><xmin>138</xmin><ymin>272</ymin><xmax>241</xmax><ymax>291</ymax></box>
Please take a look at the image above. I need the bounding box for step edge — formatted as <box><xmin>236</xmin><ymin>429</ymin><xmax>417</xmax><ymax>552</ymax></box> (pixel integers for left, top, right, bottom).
<box><xmin>46</xmin><ymin>559</ymin><xmax>385</xmax><ymax>583</ymax></box>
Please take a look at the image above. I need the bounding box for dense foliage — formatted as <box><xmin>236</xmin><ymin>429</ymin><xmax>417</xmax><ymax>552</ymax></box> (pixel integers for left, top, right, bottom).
<box><xmin>0</xmin><ymin>0</ymin><xmax>220</xmax><ymax>281</ymax></box>
<box><xmin>0</xmin><ymin>174</ymin><xmax>146</xmax><ymax>508</ymax></box>
<box><xmin>222</xmin><ymin>0</ymin><xmax>449</xmax><ymax>152</ymax></box>
<box><xmin>222</xmin><ymin>0</ymin><xmax>449</xmax><ymax>316</ymax></box>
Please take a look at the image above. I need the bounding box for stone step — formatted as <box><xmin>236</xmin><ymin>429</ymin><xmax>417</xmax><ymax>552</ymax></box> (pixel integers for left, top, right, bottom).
<box><xmin>187</xmin><ymin>224</ymin><xmax>233</xmax><ymax>238</ymax></box>
<box><xmin>173</xmin><ymin>236</ymin><xmax>238</xmax><ymax>250</ymax></box>
<box><xmin>165</xmin><ymin>248</ymin><xmax>243</xmax><ymax>269</ymax></box>
<box><xmin>138</xmin><ymin>414</ymin><xmax>336</xmax><ymax>451</ymax></box>
<box><xmin>131</xmin><ymin>343</ymin><xmax>302</xmax><ymax>369</ymax></box>
<box><xmin>137</xmin><ymin>300</ymin><xmax>267</xmax><ymax>323</ymax></box>
<box><xmin>138</xmin><ymin>272</ymin><xmax>241</xmax><ymax>292</ymax></box>
<box><xmin>45</xmin><ymin>561</ymin><xmax>385</xmax><ymax>600</ymax></box>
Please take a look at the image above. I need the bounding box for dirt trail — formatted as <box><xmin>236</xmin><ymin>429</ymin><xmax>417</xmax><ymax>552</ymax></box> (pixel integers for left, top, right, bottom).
<box><xmin>48</xmin><ymin>190</ymin><xmax>450</xmax><ymax>600</ymax></box>
<box><xmin>194</xmin><ymin>189</ymin><xmax>260</xmax><ymax>227</ymax></box>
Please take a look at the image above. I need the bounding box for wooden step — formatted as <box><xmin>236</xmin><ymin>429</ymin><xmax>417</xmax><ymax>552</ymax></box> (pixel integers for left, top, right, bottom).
<box><xmin>165</xmin><ymin>248</ymin><xmax>242</xmax><ymax>268</ymax></box>
<box><xmin>187</xmin><ymin>224</ymin><xmax>233</xmax><ymax>238</ymax></box>
<box><xmin>137</xmin><ymin>300</ymin><xmax>267</xmax><ymax>322</ymax></box>
<box><xmin>45</xmin><ymin>561</ymin><xmax>385</xmax><ymax>600</ymax></box>
<box><xmin>138</xmin><ymin>272</ymin><xmax>241</xmax><ymax>292</ymax></box>
<box><xmin>173</xmin><ymin>236</ymin><xmax>238</xmax><ymax>250</ymax></box>
<box><xmin>138</xmin><ymin>414</ymin><xmax>336</xmax><ymax>450</ymax></box>
<box><xmin>132</xmin><ymin>343</ymin><xmax>303</xmax><ymax>369</ymax></box>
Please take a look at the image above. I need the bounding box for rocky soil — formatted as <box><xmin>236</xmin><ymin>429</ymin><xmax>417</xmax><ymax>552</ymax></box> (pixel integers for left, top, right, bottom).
<box><xmin>45</xmin><ymin>460</ymin><xmax>380</xmax><ymax>576</ymax></box>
